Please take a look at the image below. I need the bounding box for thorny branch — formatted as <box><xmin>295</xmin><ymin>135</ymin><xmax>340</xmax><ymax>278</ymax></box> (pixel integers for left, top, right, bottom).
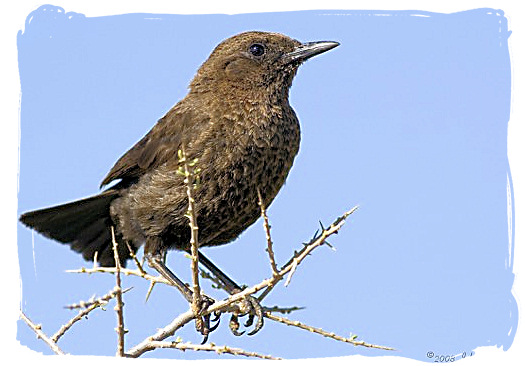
<box><xmin>111</xmin><ymin>226</ymin><xmax>126</xmax><ymax>357</ymax></box>
<box><xmin>66</xmin><ymin>266</ymin><xmax>170</xmax><ymax>286</ymax></box>
<box><xmin>123</xmin><ymin>205</ymin><xmax>393</xmax><ymax>358</ymax></box>
<box><xmin>19</xmin><ymin>311</ymin><xmax>66</xmax><ymax>355</ymax></box>
<box><xmin>21</xmin><ymin>194</ymin><xmax>393</xmax><ymax>358</ymax></box>
<box><xmin>144</xmin><ymin>340</ymin><xmax>280</xmax><ymax>359</ymax></box>
<box><xmin>53</xmin><ymin>287</ymin><xmax>132</xmax><ymax>343</ymax></box>
<box><xmin>179</xmin><ymin>146</ymin><xmax>204</xmax><ymax>327</ymax></box>
<box><xmin>264</xmin><ymin>312</ymin><xmax>395</xmax><ymax>351</ymax></box>
<box><xmin>63</xmin><ymin>287</ymin><xmax>132</xmax><ymax>311</ymax></box>
<box><xmin>20</xmin><ymin>285</ymin><xmax>130</xmax><ymax>356</ymax></box>
<box><xmin>257</xmin><ymin>188</ymin><xmax>278</xmax><ymax>276</ymax></box>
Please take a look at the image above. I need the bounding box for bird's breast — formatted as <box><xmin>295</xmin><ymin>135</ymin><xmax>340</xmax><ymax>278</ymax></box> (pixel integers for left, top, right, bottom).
<box><xmin>206</xmin><ymin>103</ymin><xmax>298</xmax><ymax>192</ymax></box>
<box><xmin>190</xmin><ymin>103</ymin><xmax>300</xmax><ymax>246</ymax></box>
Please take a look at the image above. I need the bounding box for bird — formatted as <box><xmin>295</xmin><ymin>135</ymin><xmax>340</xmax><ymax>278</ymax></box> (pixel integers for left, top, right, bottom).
<box><xmin>19</xmin><ymin>31</ymin><xmax>339</xmax><ymax>334</ymax></box>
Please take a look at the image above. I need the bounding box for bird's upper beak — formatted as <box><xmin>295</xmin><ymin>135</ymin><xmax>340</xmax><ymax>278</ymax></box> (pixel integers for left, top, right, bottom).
<box><xmin>283</xmin><ymin>41</ymin><xmax>340</xmax><ymax>63</ymax></box>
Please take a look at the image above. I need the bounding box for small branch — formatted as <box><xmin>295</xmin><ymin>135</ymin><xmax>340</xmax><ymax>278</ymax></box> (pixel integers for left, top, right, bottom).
<box><xmin>284</xmin><ymin>257</ymin><xmax>298</xmax><ymax>287</ymax></box>
<box><xmin>55</xmin><ymin>287</ymin><xmax>132</xmax><ymax>342</ymax></box>
<box><xmin>126</xmin><ymin>309</ymin><xmax>195</xmax><ymax>357</ymax></box>
<box><xmin>264</xmin><ymin>312</ymin><xmax>395</xmax><ymax>351</ymax></box>
<box><xmin>263</xmin><ymin>305</ymin><xmax>305</xmax><ymax>314</ymax></box>
<box><xmin>199</xmin><ymin>267</ymin><xmax>227</xmax><ymax>291</ymax></box>
<box><xmin>19</xmin><ymin>311</ymin><xmax>66</xmax><ymax>355</ymax></box>
<box><xmin>67</xmin><ymin>266</ymin><xmax>171</xmax><ymax>286</ymax></box>
<box><xmin>64</xmin><ymin>287</ymin><xmax>132</xmax><ymax>310</ymax></box>
<box><xmin>257</xmin><ymin>188</ymin><xmax>278</xmax><ymax>276</ymax></box>
<box><xmin>111</xmin><ymin>227</ymin><xmax>126</xmax><ymax>357</ymax></box>
<box><xmin>143</xmin><ymin>340</ymin><xmax>281</xmax><ymax>359</ymax></box>
<box><xmin>53</xmin><ymin>302</ymin><xmax>100</xmax><ymax>343</ymax></box>
<box><xmin>180</xmin><ymin>146</ymin><xmax>202</xmax><ymax>317</ymax></box>
<box><xmin>125</xmin><ymin>240</ymin><xmax>146</xmax><ymax>275</ymax></box>
<box><xmin>258</xmin><ymin>206</ymin><xmax>359</xmax><ymax>302</ymax></box>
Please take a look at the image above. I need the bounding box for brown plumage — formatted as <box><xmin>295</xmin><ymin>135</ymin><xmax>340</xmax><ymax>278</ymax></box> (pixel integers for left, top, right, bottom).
<box><xmin>19</xmin><ymin>31</ymin><xmax>339</xmax><ymax>267</ymax></box>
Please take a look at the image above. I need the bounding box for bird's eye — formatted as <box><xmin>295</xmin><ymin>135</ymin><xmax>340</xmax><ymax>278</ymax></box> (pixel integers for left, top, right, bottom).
<box><xmin>249</xmin><ymin>43</ymin><xmax>265</xmax><ymax>57</ymax></box>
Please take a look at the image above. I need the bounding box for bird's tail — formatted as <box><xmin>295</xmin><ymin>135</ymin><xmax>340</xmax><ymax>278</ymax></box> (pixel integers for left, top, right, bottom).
<box><xmin>19</xmin><ymin>190</ymin><xmax>131</xmax><ymax>266</ymax></box>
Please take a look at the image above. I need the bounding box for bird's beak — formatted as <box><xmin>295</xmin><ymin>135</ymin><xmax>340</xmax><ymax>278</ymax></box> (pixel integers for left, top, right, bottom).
<box><xmin>283</xmin><ymin>41</ymin><xmax>340</xmax><ymax>63</ymax></box>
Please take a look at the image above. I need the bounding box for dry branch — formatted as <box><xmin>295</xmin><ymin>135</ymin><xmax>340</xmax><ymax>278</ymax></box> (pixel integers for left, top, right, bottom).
<box><xmin>111</xmin><ymin>226</ymin><xmax>126</xmax><ymax>356</ymax></box>
<box><xmin>180</xmin><ymin>147</ymin><xmax>203</xmax><ymax>321</ymax></box>
<box><xmin>67</xmin><ymin>266</ymin><xmax>171</xmax><ymax>286</ymax></box>
<box><xmin>144</xmin><ymin>340</ymin><xmax>280</xmax><ymax>359</ymax></box>
<box><xmin>25</xmin><ymin>203</ymin><xmax>394</xmax><ymax>358</ymax></box>
<box><xmin>257</xmin><ymin>188</ymin><xmax>278</xmax><ymax>276</ymax></box>
<box><xmin>124</xmin><ymin>206</ymin><xmax>378</xmax><ymax>357</ymax></box>
<box><xmin>19</xmin><ymin>311</ymin><xmax>66</xmax><ymax>355</ymax></box>
<box><xmin>54</xmin><ymin>287</ymin><xmax>132</xmax><ymax>343</ymax></box>
<box><xmin>264</xmin><ymin>312</ymin><xmax>395</xmax><ymax>351</ymax></box>
<box><xmin>64</xmin><ymin>287</ymin><xmax>132</xmax><ymax>310</ymax></box>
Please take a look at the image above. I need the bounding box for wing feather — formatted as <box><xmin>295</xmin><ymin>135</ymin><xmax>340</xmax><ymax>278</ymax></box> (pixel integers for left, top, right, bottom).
<box><xmin>100</xmin><ymin>105</ymin><xmax>209</xmax><ymax>187</ymax></box>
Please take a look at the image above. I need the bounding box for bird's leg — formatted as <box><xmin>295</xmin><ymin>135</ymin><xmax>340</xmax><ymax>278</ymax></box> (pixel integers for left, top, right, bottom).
<box><xmin>196</xmin><ymin>250</ymin><xmax>242</xmax><ymax>294</ymax></box>
<box><xmin>144</xmin><ymin>240</ymin><xmax>219</xmax><ymax>342</ymax></box>
<box><xmin>193</xmin><ymin>250</ymin><xmax>264</xmax><ymax>336</ymax></box>
<box><xmin>146</xmin><ymin>251</ymin><xmax>194</xmax><ymax>301</ymax></box>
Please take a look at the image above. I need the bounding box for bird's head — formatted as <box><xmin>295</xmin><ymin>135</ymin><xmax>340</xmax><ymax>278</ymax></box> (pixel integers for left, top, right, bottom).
<box><xmin>189</xmin><ymin>31</ymin><xmax>339</xmax><ymax>95</ymax></box>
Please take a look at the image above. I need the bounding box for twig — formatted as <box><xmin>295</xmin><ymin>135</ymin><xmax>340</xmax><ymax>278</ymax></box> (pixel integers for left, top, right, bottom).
<box><xmin>125</xmin><ymin>240</ymin><xmax>146</xmax><ymax>275</ymax></box>
<box><xmin>144</xmin><ymin>341</ymin><xmax>281</xmax><ymax>360</ymax></box>
<box><xmin>67</xmin><ymin>266</ymin><xmax>171</xmax><ymax>286</ymax></box>
<box><xmin>258</xmin><ymin>206</ymin><xmax>359</xmax><ymax>302</ymax></box>
<box><xmin>64</xmin><ymin>287</ymin><xmax>132</xmax><ymax>310</ymax></box>
<box><xmin>204</xmin><ymin>208</ymin><xmax>359</xmax><ymax>313</ymax></box>
<box><xmin>180</xmin><ymin>146</ymin><xmax>202</xmax><ymax>318</ymax></box>
<box><xmin>263</xmin><ymin>305</ymin><xmax>305</xmax><ymax>314</ymax></box>
<box><xmin>111</xmin><ymin>226</ymin><xmax>126</xmax><ymax>357</ymax></box>
<box><xmin>284</xmin><ymin>257</ymin><xmax>298</xmax><ymax>287</ymax></box>
<box><xmin>199</xmin><ymin>267</ymin><xmax>227</xmax><ymax>291</ymax></box>
<box><xmin>125</xmin><ymin>308</ymin><xmax>195</xmax><ymax>357</ymax></box>
<box><xmin>257</xmin><ymin>188</ymin><xmax>278</xmax><ymax>276</ymax></box>
<box><xmin>55</xmin><ymin>287</ymin><xmax>132</xmax><ymax>342</ymax></box>
<box><xmin>264</xmin><ymin>312</ymin><xmax>395</xmax><ymax>351</ymax></box>
<box><xmin>53</xmin><ymin>302</ymin><xmax>100</xmax><ymax>343</ymax></box>
<box><xmin>19</xmin><ymin>311</ymin><xmax>66</xmax><ymax>355</ymax></box>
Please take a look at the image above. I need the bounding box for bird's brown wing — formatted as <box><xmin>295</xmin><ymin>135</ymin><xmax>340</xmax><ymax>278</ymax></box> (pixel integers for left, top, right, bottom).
<box><xmin>100</xmin><ymin>106</ymin><xmax>209</xmax><ymax>187</ymax></box>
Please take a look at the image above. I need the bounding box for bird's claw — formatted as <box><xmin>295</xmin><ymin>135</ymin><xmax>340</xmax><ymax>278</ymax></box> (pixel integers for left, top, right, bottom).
<box><xmin>193</xmin><ymin>292</ymin><xmax>265</xmax><ymax>342</ymax></box>
<box><xmin>194</xmin><ymin>294</ymin><xmax>221</xmax><ymax>344</ymax></box>
<box><xmin>228</xmin><ymin>294</ymin><xmax>264</xmax><ymax>336</ymax></box>
<box><xmin>245</xmin><ymin>296</ymin><xmax>264</xmax><ymax>335</ymax></box>
<box><xmin>229</xmin><ymin>314</ymin><xmax>245</xmax><ymax>336</ymax></box>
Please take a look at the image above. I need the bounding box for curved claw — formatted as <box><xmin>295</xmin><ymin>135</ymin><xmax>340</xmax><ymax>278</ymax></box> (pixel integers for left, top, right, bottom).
<box><xmin>244</xmin><ymin>314</ymin><xmax>255</xmax><ymax>328</ymax></box>
<box><xmin>196</xmin><ymin>314</ymin><xmax>210</xmax><ymax>344</ymax></box>
<box><xmin>199</xmin><ymin>332</ymin><xmax>209</xmax><ymax>345</ymax></box>
<box><xmin>195</xmin><ymin>295</ymin><xmax>219</xmax><ymax>344</ymax></box>
<box><xmin>229</xmin><ymin>295</ymin><xmax>265</xmax><ymax>336</ymax></box>
<box><xmin>212</xmin><ymin>311</ymin><xmax>221</xmax><ymax>322</ymax></box>
<box><xmin>246</xmin><ymin>296</ymin><xmax>264</xmax><ymax>336</ymax></box>
<box><xmin>229</xmin><ymin>314</ymin><xmax>246</xmax><ymax>336</ymax></box>
<box><xmin>209</xmin><ymin>312</ymin><xmax>221</xmax><ymax>333</ymax></box>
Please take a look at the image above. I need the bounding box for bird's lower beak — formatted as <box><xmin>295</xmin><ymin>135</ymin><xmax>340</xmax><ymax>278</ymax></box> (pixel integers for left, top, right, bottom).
<box><xmin>283</xmin><ymin>41</ymin><xmax>340</xmax><ymax>63</ymax></box>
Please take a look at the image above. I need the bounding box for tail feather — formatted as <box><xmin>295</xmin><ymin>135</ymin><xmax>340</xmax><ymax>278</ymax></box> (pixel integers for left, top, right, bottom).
<box><xmin>70</xmin><ymin>217</ymin><xmax>109</xmax><ymax>250</ymax></box>
<box><xmin>19</xmin><ymin>190</ymin><xmax>133</xmax><ymax>267</ymax></box>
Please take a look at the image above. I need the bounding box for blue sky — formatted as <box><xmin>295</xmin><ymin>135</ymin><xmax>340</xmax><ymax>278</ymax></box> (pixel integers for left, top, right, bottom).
<box><xmin>16</xmin><ymin>5</ymin><xmax>515</xmax><ymax>361</ymax></box>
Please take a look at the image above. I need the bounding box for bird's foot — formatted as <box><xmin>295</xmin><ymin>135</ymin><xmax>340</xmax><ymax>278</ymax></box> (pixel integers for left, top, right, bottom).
<box><xmin>193</xmin><ymin>293</ymin><xmax>221</xmax><ymax>344</ymax></box>
<box><xmin>228</xmin><ymin>290</ymin><xmax>264</xmax><ymax>336</ymax></box>
<box><xmin>144</xmin><ymin>252</ymin><xmax>221</xmax><ymax>343</ymax></box>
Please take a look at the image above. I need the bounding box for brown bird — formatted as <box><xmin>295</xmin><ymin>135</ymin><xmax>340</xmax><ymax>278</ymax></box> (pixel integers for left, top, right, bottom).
<box><xmin>20</xmin><ymin>31</ymin><xmax>339</xmax><ymax>335</ymax></box>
